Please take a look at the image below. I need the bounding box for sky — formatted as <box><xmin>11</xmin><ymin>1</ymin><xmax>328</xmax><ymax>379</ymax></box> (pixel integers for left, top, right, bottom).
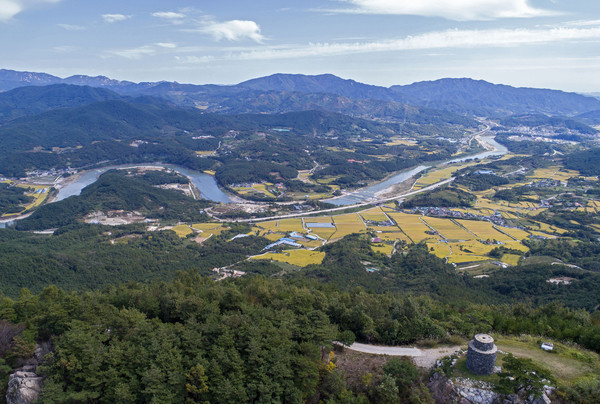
<box><xmin>1</xmin><ymin>0</ymin><xmax>600</xmax><ymax>92</ymax></box>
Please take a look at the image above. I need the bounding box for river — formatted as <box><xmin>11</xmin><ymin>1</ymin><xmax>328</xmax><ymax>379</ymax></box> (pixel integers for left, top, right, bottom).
<box><xmin>55</xmin><ymin>164</ymin><xmax>232</xmax><ymax>203</ymax></box>
<box><xmin>38</xmin><ymin>136</ymin><xmax>508</xmax><ymax>208</ymax></box>
<box><xmin>325</xmin><ymin>135</ymin><xmax>508</xmax><ymax>206</ymax></box>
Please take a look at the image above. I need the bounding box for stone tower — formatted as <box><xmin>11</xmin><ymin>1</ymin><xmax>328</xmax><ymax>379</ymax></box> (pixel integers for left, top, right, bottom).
<box><xmin>466</xmin><ymin>334</ymin><xmax>497</xmax><ymax>375</ymax></box>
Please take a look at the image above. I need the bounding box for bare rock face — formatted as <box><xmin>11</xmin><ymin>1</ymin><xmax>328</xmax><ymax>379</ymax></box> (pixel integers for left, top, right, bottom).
<box><xmin>6</xmin><ymin>343</ymin><xmax>50</xmax><ymax>404</ymax></box>
<box><xmin>427</xmin><ymin>372</ymin><xmax>463</xmax><ymax>404</ymax></box>
<box><xmin>6</xmin><ymin>368</ymin><xmax>43</xmax><ymax>404</ymax></box>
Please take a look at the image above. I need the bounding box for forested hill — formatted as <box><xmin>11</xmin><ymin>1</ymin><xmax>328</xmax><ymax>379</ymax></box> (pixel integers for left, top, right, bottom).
<box><xmin>0</xmin><ymin>84</ymin><xmax>123</xmax><ymax>122</ymax></box>
<box><xmin>0</xmin><ymin>100</ymin><xmax>402</xmax><ymax>154</ymax></box>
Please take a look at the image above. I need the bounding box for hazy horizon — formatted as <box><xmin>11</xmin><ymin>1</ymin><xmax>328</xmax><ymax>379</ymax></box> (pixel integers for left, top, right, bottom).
<box><xmin>1</xmin><ymin>0</ymin><xmax>599</xmax><ymax>92</ymax></box>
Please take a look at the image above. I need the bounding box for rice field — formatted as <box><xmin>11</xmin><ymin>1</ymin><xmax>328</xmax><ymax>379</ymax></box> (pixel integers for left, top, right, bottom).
<box><xmin>298</xmin><ymin>239</ymin><xmax>323</xmax><ymax>249</ymax></box>
<box><xmin>330</xmin><ymin>214</ymin><xmax>367</xmax><ymax>240</ymax></box>
<box><xmin>422</xmin><ymin>217</ymin><xmax>473</xmax><ymax>240</ymax></box>
<box><xmin>0</xmin><ymin>185</ymin><xmax>51</xmax><ymax>216</ymax></box>
<box><xmin>171</xmin><ymin>224</ymin><xmax>193</xmax><ymax>237</ymax></box>
<box><xmin>502</xmin><ymin>241</ymin><xmax>530</xmax><ymax>253</ymax></box>
<box><xmin>252</xmin><ymin>183</ymin><xmax>277</xmax><ymax>198</ymax></box>
<box><xmin>456</xmin><ymin>219</ymin><xmax>514</xmax><ymax>243</ymax></box>
<box><xmin>449</xmin><ymin>240</ymin><xmax>497</xmax><ymax>256</ymax></box>
<box><xmin>427</xmin><ymin>241</ymin><xmax>451</xmax><ymax>259</ymax></box>
<box><xmin>359</xmin><ymin>207</ymin><xmax>390</xmax><ymax>222</ymax></box>
<box><xmin>528</xmin><ymin>221</ymin><xmax>568</xmax><ymax>234</ymax></box>
<box><xmin>528</xmin><ymin>166</ymin><xmax>580</xmax><ymax>182</ymax></box>
<box><xmin>388</xmin><ymin>212</ymin><xmax>438</xmax><ymax>243</ymax></box>
<box><xmin>376</xmin><ymin>231</ymin><xmax>412</xmax><ymax>243</ymax></box>
<box><xmin>276</xmin><ymin>219</ymin><xmax>305</xmax><ymax>233</ymax></box>
<box><xmin>385</xmin><ymin>137</ymin><xmax>417</xmax><ymax>146</ymax></box>
<box><xmin>308</xmin><ymin>227</ymin><xmax>337</xmax><ymax>240</ymax></box>
<box><xmin>371</xmin><ymin>244</ymin><xmax>394</xmax><ymax>255</ymax></box>
<box><xmin>191</xmin><ymin>223</ymin><xmax>228</xmax><ymax>237</ymax></box>
<box><xmin>22</xmin><ymin>186</ymin><xmax>49</xmax><ymax>211</ymax></box>
<box><xmin>528</xmin><ymin>167</ymin><xmax>560</xmax><ymax>179</ymax></box>
<box><xmin>251</xmin><ymin>249</ymin><xmax>326</xmax><ymax>266</ymax></box>
<box><xmin>192</xmin><ymin>223</ymin><xmax>222</xmax><ymax>231</ymax></box>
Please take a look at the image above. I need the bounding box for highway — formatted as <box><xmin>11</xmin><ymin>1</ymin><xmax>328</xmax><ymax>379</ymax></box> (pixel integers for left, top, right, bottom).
<box><xmin>235</xmin><ymin>129</ymin><xmax>499</xmax><ymax>223</ymax></box>
<box><xmin>235</xmin><ymin>177</ymin><xmax>454</xmax><ymax>223</ymax></box>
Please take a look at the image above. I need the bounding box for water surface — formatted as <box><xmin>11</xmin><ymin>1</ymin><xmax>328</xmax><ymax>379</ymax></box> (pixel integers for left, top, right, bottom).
<box><xmin>55</xmin><ymin>164</ymin><xmax>231</xmax><ymax>203</ymax></box>
<box><xmin>326</xmin><ymin>136</ymin><xmax>507</xmax><ymax>206</ymax></box>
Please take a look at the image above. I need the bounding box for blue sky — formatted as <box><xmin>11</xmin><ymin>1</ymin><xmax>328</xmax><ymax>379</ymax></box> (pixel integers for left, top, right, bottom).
<box><xmin>1</xmin><ymin>0</ymin><xmax>599</xmax><ymax>91</ymax></box>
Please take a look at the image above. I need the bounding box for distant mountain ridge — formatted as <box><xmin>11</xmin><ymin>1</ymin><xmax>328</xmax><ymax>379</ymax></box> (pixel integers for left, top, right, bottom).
<box><xmin>0</xmin><ymin>84</ymin><xmax>124</xmax><ymax>122</ymax></box>
<box><xmin>237</xmin><ymin>73</ymin><xmax>407</xmax><ymax>102</ymax></box>
<box><xmin>390</xmin><ymin>78</ymin><xmax>600</xmax><ymax>116</ymax></box>
<box><xmin>0</xmin><ymin>74</ymin><xmax>475</xmax><ymax>126</ymax></box>
<box><xmin>2</xmin><ymin>68</ymin><xmax>600</xmax><ymax>117</ymax></box>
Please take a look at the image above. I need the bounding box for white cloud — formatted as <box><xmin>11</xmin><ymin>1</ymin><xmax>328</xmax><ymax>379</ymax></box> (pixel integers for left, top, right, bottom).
<box><xmin>52</xmin><ymin>45</ymin><xmax>78</xmax><ymax>53</ymax></box>
<box><xmin>58</xmin><ymin>23</ymin><xmax>85</xmax><ymax>31</ymax></box>
<box><xmin>333</xmin><ymin>0</ymin><xmax>556</xmax><ymax>21</ymax></box>
<box><xmin>198</xmin><ymin>19</ymin><xmax>265</xmax><ymax>43</ymax></box>
<box><xmin>102</xmin><ymin>14</ymin><xmax>130</xmax><ymax>23</ymax></box>
<box><xmin>155</xmin><ymin>42</ymin><xmax>177</xmax><ymax>48</ymax></box>
<box><xmin>0</xmin><ymin>0</ymin><xmax>61</xmax><ymax>22</ymax></box>
<box><xmin>105</xmin><ymin>46</ymin><xmax>156</xmax><ymax>60</ymax></box>
<box><xmin>565</xmin><ymin>19</ymin><xmax>600</xmax><ymax>27</ymax></box>
<box><xmin>188</xmin><ymin>24</ymin><xmax>600</xmax><ymax>62</ymax></box>
<box><xmin>152</xmin><ymin>11</ymin><xmax>186</xmax><ymax>20</ymax></box>
<box><xmin>175</xmin><ymin>55</ymin><xmax>215</xmax><ymax>64</ymax></box>
<box><xmin>106</xmin><ymin>43</ymin><xmax>178</xmax><ymax>59</ymax></box>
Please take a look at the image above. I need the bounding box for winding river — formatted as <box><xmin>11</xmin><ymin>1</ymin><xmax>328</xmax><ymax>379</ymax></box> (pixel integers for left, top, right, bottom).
<box><xmin>325</xmin><ymin>135</ymin><xmax>508</xmax><ymax>206</ymax></box>
<box><xmin>11</xmin><ymin>135</ymin><xmax>507</xmax><ymax>214</ymax></box>
<box><xmin>55</xmin><ymin>164</ymin><xmax>232</xmax><ymax>203</ymax></box>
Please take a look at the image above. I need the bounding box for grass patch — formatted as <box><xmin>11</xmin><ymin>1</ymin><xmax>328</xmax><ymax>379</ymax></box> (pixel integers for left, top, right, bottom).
<box><xmin>251</xmin><ymin>249</ymin><xmax>326</xmax><ymax>266</ymax></box>
<box><xmin>501</xmin><ymin>254</ymin><xmax>521</xmax><ymax>266</ymax></box>
<box><xmin>493</xmin><ymin>334</ymin><xmax>600</xmax><ymax>385</ymax></box>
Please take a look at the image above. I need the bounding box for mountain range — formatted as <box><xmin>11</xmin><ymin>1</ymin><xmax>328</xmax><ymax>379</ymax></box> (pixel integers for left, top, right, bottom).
<box><xmin>2</xmin><ymin>69</ymin><xmax>599</xmax><ymax>118</ymax></box>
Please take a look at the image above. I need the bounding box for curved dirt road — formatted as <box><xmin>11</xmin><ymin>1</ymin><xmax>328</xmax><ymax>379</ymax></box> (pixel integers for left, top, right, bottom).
<box><xmin>342</xmin><ymin>342</ymin><xmax>462</xmax><ymax>368</ymax></box>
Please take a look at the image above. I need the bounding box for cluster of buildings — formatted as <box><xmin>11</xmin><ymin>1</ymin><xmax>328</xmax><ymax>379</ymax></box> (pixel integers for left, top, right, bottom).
<box><xmin>506</xmin><ymin>133</ymin><xmax>579</xmax><ymax>144</ymax></box>
<box><xmin>529</xmin><ymin>179</ymin><xmax>562</xmax><ymax>188</ymax></box>
<box><xmin>211</xmin><ymin>267</ymin><xmax>246</xmax><ymax>279</ymax></box>
<box><xmin>364</xmin><ymin>220</ymin><xmax>394</xmax><ymax>227</ymax></box>
<box><xmin>407</xmin><ymin>207</ymin><xmax>507</xmax><ymax>226</ymax></box>
<box><xmin>264</xmin><ymin>231</ymin><xmax>319</xmax><ymax>250</ymax></box>
<box><xmin>24</xmin><ymin>167</ymin><xmax>75</xmax><ymax>179</ymax></box>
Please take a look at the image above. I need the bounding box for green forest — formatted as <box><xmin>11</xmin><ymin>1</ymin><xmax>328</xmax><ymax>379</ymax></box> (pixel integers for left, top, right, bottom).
<box><xmin>1</xmin><ymin>83</ymin><xmax>600</xmax><ymax>403</ymax></box>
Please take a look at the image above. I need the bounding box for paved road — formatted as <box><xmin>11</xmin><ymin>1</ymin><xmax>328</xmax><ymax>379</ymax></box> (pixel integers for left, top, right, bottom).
<box><xmin>236</xmin><ymin>177</ymin><xmax>454</xmax><ymax>223</ymax></box>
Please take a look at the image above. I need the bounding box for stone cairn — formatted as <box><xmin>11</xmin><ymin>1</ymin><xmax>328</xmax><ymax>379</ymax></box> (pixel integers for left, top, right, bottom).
<box><xmin>466</xmin><ymin>334</ymin><xmax>497</xmax><ymax>375</ymax></box>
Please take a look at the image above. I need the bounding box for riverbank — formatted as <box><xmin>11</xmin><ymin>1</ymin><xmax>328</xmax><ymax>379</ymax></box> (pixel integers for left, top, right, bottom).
<box><xmin>324</xmin><ymin>133</ymin><xmax>505</xmax><ymax>207</ymax></box>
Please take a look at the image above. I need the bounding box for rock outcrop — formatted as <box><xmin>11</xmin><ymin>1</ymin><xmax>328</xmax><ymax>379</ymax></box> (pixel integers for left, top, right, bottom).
<box><xmin>6</xmin><ymin>366</ymin><xmax>43</xmax><ymax>404</ymax></box>
<box><xmin>5</xmin><ymin>343</ymin><xmax>50</xmax><ymax>404</ymax></box>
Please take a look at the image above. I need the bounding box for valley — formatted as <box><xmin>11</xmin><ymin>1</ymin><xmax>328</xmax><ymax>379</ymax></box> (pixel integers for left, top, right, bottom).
<box><xmin>0</xmin><ymin>70</ymin><xmax>600</xmax><ymax>403</ymax></box>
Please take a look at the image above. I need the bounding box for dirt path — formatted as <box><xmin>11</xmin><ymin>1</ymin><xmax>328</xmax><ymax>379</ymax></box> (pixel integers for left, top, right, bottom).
<box><xmin>342</xmin><ymin>342</ymin><xmax>462</xmax><ymax>368</ymax></box>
